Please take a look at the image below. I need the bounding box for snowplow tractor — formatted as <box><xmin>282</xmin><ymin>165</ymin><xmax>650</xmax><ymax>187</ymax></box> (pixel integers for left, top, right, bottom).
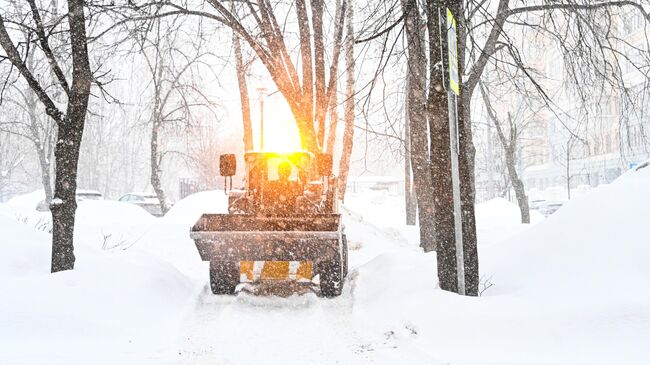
<box><xmin>190</xmin><ymin>151</ymin><xmax>348</xmax><ymax>297</ymax></box>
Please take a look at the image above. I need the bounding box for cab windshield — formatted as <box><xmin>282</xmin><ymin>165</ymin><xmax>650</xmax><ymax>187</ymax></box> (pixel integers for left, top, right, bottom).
<box><xmin>267</xmin><ymin>157</ymin><xmax>299</xmax><ymax>182</ymax></box>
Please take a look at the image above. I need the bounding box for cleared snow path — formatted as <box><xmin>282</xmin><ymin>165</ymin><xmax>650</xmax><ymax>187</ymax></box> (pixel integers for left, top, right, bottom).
<box><xmin>172</xmin><ymin>205</ymin><xmax>438</xmax><ymax>365</ymax></box>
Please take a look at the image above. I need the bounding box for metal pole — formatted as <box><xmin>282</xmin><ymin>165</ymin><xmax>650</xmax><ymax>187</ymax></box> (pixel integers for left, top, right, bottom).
<box><xmin>260</xmin><ymin>95</ymin><xmax>265</xmax><ymax>150</ymax></box>
<box><xmin>257</xmin><ymin>87</ymin><xmax>267</xmax><ymax>150</ymax></box>
<box><xmin>448</xmin><ymin>91</ymin><xmax>466</xmax><ymax>296</ymax></box>
<box><xmin>443</xmin><ymin>6</ymin><xmax>465</xmax><ymax>296</ymax></box>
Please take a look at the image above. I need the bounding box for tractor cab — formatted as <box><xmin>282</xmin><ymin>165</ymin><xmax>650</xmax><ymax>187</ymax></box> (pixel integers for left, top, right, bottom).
<box><xmin>221</xmin><ymin>150</ymin><xmax>334</xmax><ymax>215</ymax></box>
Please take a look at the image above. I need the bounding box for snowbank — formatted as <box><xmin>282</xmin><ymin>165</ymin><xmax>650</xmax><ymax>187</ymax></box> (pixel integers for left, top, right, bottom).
<box><xmin>0</xmin><ymin>214</ymin><xmax>51</xmax><ymax>278</ymax></box>
<box><xmin>0</xmin><ymin>204</ymin><xmax>197</xmax><ymax>364</ymax></box>
<box><xmin>2</xmin><ymin>167</ymin><xmax>649</xmax><ymax>365</ymax></box>
<box><xmin>348</xmin><ymin>164</ymin><xmax>650</xmax><ymax>364</ymax></box>
<box><xmin>2</xmin><ymin>189</ymin><xmax>45</xmax><ymax>209</ymax></box>
<box><xmin>162</xmin><ymin>190</ymin><xmax>228</xmax><ymax>226</ymax></box>
<box><xmin>343</xmin><ymin>191</ymin><xmax>420</xmax><ymax>248</ymax></box>
<box><xmin>344</xmin><ymin>192</ymin><xmax>543</xmax><ymax>248</ymax></box>
<box><xmin>484</xmin><ymin>163</ymin><xmax>650</xmax><ymax>298</ymax></box>
<box><xmin>134</xmin><ymin>190</ymin><xmax>229</xmax><ymax>282</ymax></box>
<box><xmin>0</xmin><ymin>190</ymin><xmax>50</xmax><ymax>230</ymax></box>
<box><xmin>72</xmin><ymin>200</ymin><xmax>157</xmax><ymax>251</ymax></box>
<box><xmin>475</xmin><ymin>197</ymin><xmax>544</xmax><ymax>245</ymax></box>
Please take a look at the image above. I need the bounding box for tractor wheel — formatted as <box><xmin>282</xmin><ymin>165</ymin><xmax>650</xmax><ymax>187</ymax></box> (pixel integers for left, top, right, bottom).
<box><xmin>209</xmin><ymin>260</ymin><xmax>239</xmax><ymax>295</ymax></box>
<box><xmin>318</xmin><ymin>256</ymin><xmax>343</xmax><ymax>298</ymax></box>
<box><xmin>342</xmin><ymin>234</ymin><xmax>349</xmax><ymax>279</ymax></box>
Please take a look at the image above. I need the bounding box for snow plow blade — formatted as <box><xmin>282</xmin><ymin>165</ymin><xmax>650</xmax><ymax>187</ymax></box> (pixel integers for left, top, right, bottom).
<box><xmin>190</xmin><ymin>214</ymin><xmax>343</xmax><ymax>263</ymax></box>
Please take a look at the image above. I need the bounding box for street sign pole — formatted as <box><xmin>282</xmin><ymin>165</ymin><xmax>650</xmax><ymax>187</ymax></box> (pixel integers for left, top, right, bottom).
<box><xmin>446</xmin><ymin>8</ymin><xmax>465</xmax><ymax>296</ymax></box>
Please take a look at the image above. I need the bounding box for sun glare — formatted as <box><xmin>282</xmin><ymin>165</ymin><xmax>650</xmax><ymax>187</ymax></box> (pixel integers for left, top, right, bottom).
<box><xmin>254</xmin><ymin>94</ymin><xmax>303</xmax><ymax>152</ymax></box>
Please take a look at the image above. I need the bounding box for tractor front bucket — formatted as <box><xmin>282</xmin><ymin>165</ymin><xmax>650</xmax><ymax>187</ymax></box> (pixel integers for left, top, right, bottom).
<box><xmin>190</xmin><ymin>214</ymin><xmax>347</xmax><ymax>296</ymax></box>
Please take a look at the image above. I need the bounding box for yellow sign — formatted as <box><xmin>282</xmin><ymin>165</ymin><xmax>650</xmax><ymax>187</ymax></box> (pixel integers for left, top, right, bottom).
<box><xmin>447</xmin><ymin>8</ymin><xmax>460</xmax><ymax>96</ymax></box>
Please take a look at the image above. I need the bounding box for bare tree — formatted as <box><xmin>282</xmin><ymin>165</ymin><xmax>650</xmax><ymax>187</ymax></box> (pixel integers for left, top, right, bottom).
<box><xmin>0</xmin><ymin>81</ymin><xmax>56</xmax><ymax>203</ymax></box>
<box><xmin>0</xmin><ymin>131</ymin><xmax>25</xmax><ymax>200</ymax></box>
<box><xmin>233</xmin><ymin>31</ymin><xmax>253</xmax><ymax>151</ymax></box>
<box><xmin>134</xmin><ymin>15</ymin><xmax>214</xmax><ymax>213</ymax></box>
<box><xmin>197</xmin><ymin>0</ymin><xmax>348</xmax><ymax>153</ymax></box>
<box><xmin>325</xmin><ymin>77</ymin><xmax>340</xmax><ymax>155</ymax></box>
<box><xmin>0</xmin><ymin>0</ymin><xmax>94</xmax><ymax>272</ymax></box>
<box><xmin>480</xmin><ymin>82</ymin><xmax>530</xmax><ymax>223</ymax></box>
<box><xmin>401</xmin><ymin>0</ymin><xmax>438</xmax><ymax>254</ymax></box>
<box><xmin>404</xmin><ymin>79</ymin><xmax>416</xmax><ymax>225</ymax></box>
<box><xmin>229</xmin><ymin>1</ymin><xmax>254</xmax><ymax>152</ymax></box>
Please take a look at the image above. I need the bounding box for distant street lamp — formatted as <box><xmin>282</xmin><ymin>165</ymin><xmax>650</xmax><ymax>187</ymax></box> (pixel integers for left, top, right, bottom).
<box><xmin>256</xmin><ymin>87</ymin><xmax>268</xmax><ymax>150</ymax></box>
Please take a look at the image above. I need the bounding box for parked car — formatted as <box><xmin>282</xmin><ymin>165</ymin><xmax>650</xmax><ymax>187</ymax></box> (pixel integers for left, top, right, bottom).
<box><xmin>529</xmin><ymin>199</ymin><xmax>546</xmax><ymax>210</ymax></box>
<box><xmin>76</xmin><ymin>189</ymin><xmax>104</xmax><ymax>201</ymax></box>
<box><xmin>36</xmin><ymin>189</ymin><xmax>104</xmax><ymax>211</ymax></box>
<box><xmin>118</xmin><ymin>193</ymin><xmax>169</xmax><ymax>217</ymax></box>
<box><xmin>538</xmin><ymin>201</ymin><xmax>564</xmax><ymax>217</ymax></box>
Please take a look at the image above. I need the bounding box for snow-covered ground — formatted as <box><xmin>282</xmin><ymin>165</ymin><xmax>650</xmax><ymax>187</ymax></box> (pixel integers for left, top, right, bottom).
<box><xmin>1</xmin><ymin>165</ymin><xmax>649</xmax><ymax>364</ymax></box>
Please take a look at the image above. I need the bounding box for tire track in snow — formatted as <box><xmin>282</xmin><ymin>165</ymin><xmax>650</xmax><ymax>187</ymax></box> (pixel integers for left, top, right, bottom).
<box><xmin>174</xmin><ymin>277</ymin><xmax>372</xmax><ymax>365</ymax></box>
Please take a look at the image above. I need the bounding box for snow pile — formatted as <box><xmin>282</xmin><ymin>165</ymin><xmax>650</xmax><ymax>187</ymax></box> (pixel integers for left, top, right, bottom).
<box><xmin>475</xmin><ymin>197</ymin><xmax>544</xmax><ymax>245</ymax></box>
<box><xmin>0</xmin><ymin>190</ymin><xmax>50</xmax><ymax>228</ymax></box>
<box><xmin>2</xmin><ymin>189</ymin><xmax>45</xmax><ymax>209</ymax></box>
<box><xmin>344</xmin><ymin>192</ymin><xmax>543</xmax><ymax>248</ymax></box>
<box><xmin>76</xmin><ymin>200</ymin><xmax>155</xmax><ymax>226</ymax></box>
<box><xmin>162</xmin><ymin>190</ymin><xmax>228</xmax><ymax>226</ymax></box>
<box><xmin>0</xmin><ymin>214</ymin><xmax>196</xmax><ymax>364</ymax></box>
<box><xmin>0</xmin><ymin>214</ymin><xmax>51</xmax><ymax>278</ymax></box>
<box><xmin>135</xmin><ymin>190</ymin><xmax>229</xmax><ymax>281</ymax></box>
<box><xmin>485</xmin><ymin>164</ymin><xmax>650</xmax><ymax>298</ymax></box>
<box><xmin>73</xmin><ymin>200</ymin><xmax>157</xmax><ymax>250</ymax></box>
<box><xmin>343</xmin><ymin>191</ymin><xmax>420</xmax><ymax>246</ymax></box>
<box><xmin>348</xmin><ymin>164</ymin><xmax>650</xmax><ymax>364</ymax></box>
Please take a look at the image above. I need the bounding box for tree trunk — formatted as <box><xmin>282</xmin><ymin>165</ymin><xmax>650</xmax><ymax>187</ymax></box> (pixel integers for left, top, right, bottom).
<box><xmin>24</xmin><ymin>53</ymin><xmax>55</xmax><ymax>203</ymax></box>
<box><xmin>402</xmin><ymin>0</ymin><xmax>436</xmax><ymax>252</ymax></box>
<box><xmin>233</xmin><ymin>32</ymin><xmax>253</xmax><ymax>151</ymax></box>
<box><xmin>507</xmin><ymin>148</ymin><xmax>530</xmax><ymax>223</ymax></box>
<box><xmin>404</xmin><ymin>81</ymin><xmax>416</xmax><ymax>226</ymax></box>
<box><xmin>480</xmin><ymin>87</ymin><xmax>530</xmax><ymax>224</ymax></box>
<box><xmin>457</xmin><ymin>94</ymin><xmax>479</xmax><ymax>296</ymax></box>
<box><xmin>150</xmin><ymin>117</ymin><xmax>169</xmax><ymax>214</ymax></box>
<box><xmin>505</xmin><ymin>114</ymin><xmax>529</xmax><ymax>223</ymax></box>
<box><xmin>337</xmin><ymin>0</ymin><xmax>355</xmax><ymax>201</ymax></box>
<box><xmin>148</xmin><ymin>24</ymin><xmax>170</xmax><ymax>215</ymax></box>
<box><xmin>325</xmin><ymin>89</ymin><xmax>339</xmax><ymax>154</ymax></box>
<box><xmin>50</xmin><ymin>0</ymin><xmax>92</xmax><ymax>273</ymax></box>
<box><xmin>324</xmin><ymin>0</ymin><xmax>345</xmax><ymax>155</ymax></box>
<box><xmin>296</xmin><ymin>0</ymin><xmax>314</xmax><ymax>144</ymax></box>
<box><xmin>486</xmin><ymin>116</ymin><xmax>495</xmax><ymax>199</ymax></box>
<box><xmin>36</xmin><ymin>140</ymin><xmax>54</xmax><ymax>204</ymax></box>
<box><xmin>312</xmin><ymin>0</ymin><xmax>327</xmax><ymax>148</ymax></box>
<box><xmin>291</xmin><ymin>105</ymin><xmax>320</xmax><ymax>153</ymax></box>
<box><xmin>50</xmin><ymin>121</ymin><xmax>82</xmax><ymax>272</ymax></box>
<box><xmin>427</xmin><ymin>0</ymin><xmax>455</xmax><ymax>287</ymax></box>
<box><xmin>26</xmin><ymin>95</ymin><xmax>54</xmax><ymax>203</ymax></box>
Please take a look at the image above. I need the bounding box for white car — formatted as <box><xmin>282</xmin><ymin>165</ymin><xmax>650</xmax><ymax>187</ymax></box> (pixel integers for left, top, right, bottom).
<box><xmin>36</xmin><ymin>189</ymin><xmax>104</xmax><ymax>211</ymax></box>
<box><xmin>538</xmin><ymin>201</ymin><xmax>564</xmax><ymax>217</ymax></box>
<box><xmin>118</xmin><ymin>193</ymin><xmax>169</xmax><ymax>217</ymax></box>
<box><xmin>529</xmin><ymin>199</ymin><xmax>546</xmax><ymax>210</ymax></box>
<box><xmin>76</xmin><ymin>189</ymin><xmax>104</xmax><ymax>201</ymax></box>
